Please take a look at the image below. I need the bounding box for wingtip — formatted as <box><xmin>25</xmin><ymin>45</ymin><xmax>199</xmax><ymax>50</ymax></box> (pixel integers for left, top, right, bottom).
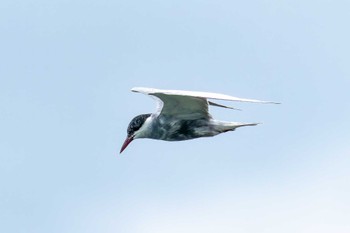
<box><xmin>208</xmin><ymin>101</ymin><xmax>242</xmax><ymax>110</ymax></box>
<box><xmin>131</xmin><ymin>87</ymin><xmax>140</xmax><ymax>92</ymax></box>
<box><xmin>131</xmin><ymin>87</ymin><xmax>158</xmax><ymax>94</ymax></box>
<box><xmin>263</xmin><ymin>101</ymin><xmax>281</xmax><ymax>104</ymax></box>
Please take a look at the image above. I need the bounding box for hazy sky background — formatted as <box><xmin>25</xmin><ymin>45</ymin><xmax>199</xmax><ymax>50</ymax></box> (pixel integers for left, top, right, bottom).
<box><xmin>1</xmin><ymin>0</ymin><xmax>350</xmax><ymax>232</ymax></box>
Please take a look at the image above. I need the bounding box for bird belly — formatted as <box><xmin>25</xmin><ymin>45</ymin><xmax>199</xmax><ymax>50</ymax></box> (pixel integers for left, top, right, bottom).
<box><xmin>149</xmin><ymin>117</ymin><xmax>218</xmax><ymax>141</ymax></box>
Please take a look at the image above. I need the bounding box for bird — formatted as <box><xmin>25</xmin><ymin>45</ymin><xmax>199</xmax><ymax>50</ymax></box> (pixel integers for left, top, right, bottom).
<box><xmin>120</xmin><ymin>87</ymin><xmax>279</xmax><ymax>153</ymax></box>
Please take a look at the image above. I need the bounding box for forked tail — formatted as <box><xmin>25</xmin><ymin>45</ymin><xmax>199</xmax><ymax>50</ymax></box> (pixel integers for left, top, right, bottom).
<box><xmin>212</xmin><ymin>120</ymin><xmax>259</xmax><ymax>133</ymax></box>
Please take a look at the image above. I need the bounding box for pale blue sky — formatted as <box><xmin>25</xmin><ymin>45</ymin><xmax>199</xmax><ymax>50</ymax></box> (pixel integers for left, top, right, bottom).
<box><xmin>1</xmin><ymin>0</ymin><xmax>350</xmax><ymax>232</ymax></box>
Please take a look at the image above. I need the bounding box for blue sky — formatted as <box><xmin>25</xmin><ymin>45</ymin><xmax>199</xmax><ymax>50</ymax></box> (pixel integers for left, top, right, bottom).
<box><xmin>1</xmin><ymin>0</ymin><xmax>350</xmax><ymax>232</ymax></box>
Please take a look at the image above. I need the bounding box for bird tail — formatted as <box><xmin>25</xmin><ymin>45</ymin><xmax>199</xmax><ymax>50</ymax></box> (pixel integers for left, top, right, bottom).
<box><xmin>212</xmin><ymin>120</ymin><xmax>259</xmax><ymax>133</ymax></box>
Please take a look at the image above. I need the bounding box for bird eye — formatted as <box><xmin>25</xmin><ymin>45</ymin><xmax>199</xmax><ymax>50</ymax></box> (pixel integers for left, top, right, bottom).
<box><xmin>127</xmin><ymin>114</ymin><xmax>149</xmax><ymax>136</ymax></box>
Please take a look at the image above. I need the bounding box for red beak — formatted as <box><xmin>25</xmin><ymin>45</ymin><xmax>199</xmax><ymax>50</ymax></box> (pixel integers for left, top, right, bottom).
<box><xmin>120</xmin><ymin>136</ymin><xmax>134</xmax><ymax>154</ymax></box>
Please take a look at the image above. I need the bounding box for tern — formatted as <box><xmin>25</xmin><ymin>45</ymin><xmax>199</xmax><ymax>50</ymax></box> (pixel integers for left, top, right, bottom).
<box><xmin>120</xmin><ymin>87</ymin><xmax>279</xmax><ymax>153</ymax></box>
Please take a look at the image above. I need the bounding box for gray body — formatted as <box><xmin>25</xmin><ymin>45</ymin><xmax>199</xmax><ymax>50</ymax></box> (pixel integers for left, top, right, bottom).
<box><xmin>138</xmin><ymin>114</ymin><xmax>257</xmax><ymax>141</ymax></box>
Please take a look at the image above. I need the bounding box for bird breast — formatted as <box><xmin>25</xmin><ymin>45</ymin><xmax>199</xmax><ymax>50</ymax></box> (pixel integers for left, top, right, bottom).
<box><xmin>147</xmin><ymin>115</ymin><xmax>215</xmax><ymax>141</ymax></box>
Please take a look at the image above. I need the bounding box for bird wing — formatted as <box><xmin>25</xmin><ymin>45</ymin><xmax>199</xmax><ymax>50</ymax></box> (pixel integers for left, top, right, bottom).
<box><xmin>132</xmin><ymin>87</ymin><xmax>279</xmax><ymax>104</ymax></box>
<box><xmin>131</xmin><ymin>87</ymin><xmax>279</xmax><ymax>119</ymax></box>
<box><xmin>131</xmin><ymin>87</ymin><xmax>210</xmax><ymax>119</ymax></box>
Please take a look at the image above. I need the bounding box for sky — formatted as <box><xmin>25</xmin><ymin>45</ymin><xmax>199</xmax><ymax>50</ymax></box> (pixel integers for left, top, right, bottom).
<box><xmin>1</xmin><ymin>0</ymin><xmax>350</xmax><ymax>232</ymax></box>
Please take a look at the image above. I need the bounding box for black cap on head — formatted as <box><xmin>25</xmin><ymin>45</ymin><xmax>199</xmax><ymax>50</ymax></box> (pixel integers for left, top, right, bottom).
<box><xmin>127</xmin><ymin>114</ymin><xmax>151</xmax><ymax>137</ymax></box>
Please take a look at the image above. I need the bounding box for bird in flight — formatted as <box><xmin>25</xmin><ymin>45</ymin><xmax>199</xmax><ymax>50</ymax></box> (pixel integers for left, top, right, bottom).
<box><xmin>120</xmin><ymin>87</ymin><xmax>279</xmax><ymax>153</ymax></box>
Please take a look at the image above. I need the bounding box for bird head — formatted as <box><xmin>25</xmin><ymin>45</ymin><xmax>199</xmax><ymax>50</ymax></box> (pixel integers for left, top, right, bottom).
<box><xmin>120</xmin><ymin>114</ymin><xmax>152</xmax><ymax>153</ymax></box>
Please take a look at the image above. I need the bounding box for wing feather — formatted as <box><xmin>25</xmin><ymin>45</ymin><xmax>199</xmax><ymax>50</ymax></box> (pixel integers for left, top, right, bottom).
<box><xmin>208</xmin><ymin>101</ymin><xmax>241</xmax><ymax>110</ymax></box>
<box><xmin>131</xmin><ymin>87</ymin><xmax>279</xmax><ymax>120</ymax></box>
<box><xmin>131</xmin><ymin>87</ymin><xmax>280</xmax><ymax>104</ymax></box>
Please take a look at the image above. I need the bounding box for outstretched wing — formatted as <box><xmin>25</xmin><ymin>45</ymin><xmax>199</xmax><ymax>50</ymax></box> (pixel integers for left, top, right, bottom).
<box><xmin>132</xmin><ymin>87</ymin><xmax>280</xmax><ymax>104</ymax></box>
<box><xmin>132</xmin><ymin>88</ymin><xmax>210</xmax><ymax>119</ymax></box>
<box><xmin>131</xmin><ymin>87</ymin><xmax>279</xmax><ymax>119</ymax></box>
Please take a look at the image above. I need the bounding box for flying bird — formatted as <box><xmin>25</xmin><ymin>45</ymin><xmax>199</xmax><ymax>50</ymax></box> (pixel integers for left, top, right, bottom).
<box><xmin>120</xmin><ymin>87</ymin><xmax>279</xmax><ymax>153</ymax></box>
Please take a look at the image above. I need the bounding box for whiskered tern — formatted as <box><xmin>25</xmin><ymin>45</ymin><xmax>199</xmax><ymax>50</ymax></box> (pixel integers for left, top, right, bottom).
<box><xmin>120</xmin><ymin>87</ymin><xmax>279</xmax><ymax>153</ymax></box>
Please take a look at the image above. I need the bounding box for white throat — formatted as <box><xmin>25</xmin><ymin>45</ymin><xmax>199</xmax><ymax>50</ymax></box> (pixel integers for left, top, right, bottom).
<box><xmin>133</xmin><ymin>116</ymin><xmax>154</xmax><ymax>139</ymax></box>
